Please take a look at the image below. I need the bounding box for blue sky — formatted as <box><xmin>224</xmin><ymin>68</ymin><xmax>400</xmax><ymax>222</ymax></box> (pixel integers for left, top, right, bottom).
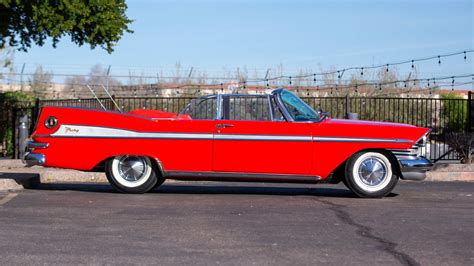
<box><xmin>7</xmin><ymin>0</ymin><xmax>474</xmax><ymax>83</ymax></box>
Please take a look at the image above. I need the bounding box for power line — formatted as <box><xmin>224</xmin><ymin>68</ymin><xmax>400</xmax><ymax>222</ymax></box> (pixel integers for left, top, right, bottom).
<box><xmin>3</xmin><ymin>50</ymin><xmax>472</xmax><ymax>83</ymax></box>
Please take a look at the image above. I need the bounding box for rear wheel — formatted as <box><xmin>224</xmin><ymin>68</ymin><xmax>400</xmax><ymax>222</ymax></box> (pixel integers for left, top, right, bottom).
<box><xmin>105</xmin><ymin>155</ymin><xmax>159</xmax><ymax>193</ymax></box>
<box><xmin>344</xmin><ymin>151</ymin><xmax>398</xmax><ymax>198</ymax></box>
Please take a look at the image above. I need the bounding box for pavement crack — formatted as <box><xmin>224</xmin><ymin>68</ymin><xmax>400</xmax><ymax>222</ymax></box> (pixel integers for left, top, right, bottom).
<box><xmin>313</xmin><ymin>198</ymin><xmax>419</xmax><ymax>266</ymax></box>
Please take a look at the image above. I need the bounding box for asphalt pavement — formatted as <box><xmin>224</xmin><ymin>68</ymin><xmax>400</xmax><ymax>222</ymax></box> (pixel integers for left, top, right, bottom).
<box><xmin>0</xmin><ymin>181</ymin><xmax>473</xmax><ymax>265</ymax></box>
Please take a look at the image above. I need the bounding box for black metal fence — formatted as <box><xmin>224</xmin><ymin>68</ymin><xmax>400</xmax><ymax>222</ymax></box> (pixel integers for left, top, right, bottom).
<box><xmin>0</xmin><ymin>100</ymin><xmax>37</xmax><ymax>158</ymax></box>
<box><xmin>2</xmin><ymin>93</ymin><xmax>472</xmax><ymax>161</ymax></box>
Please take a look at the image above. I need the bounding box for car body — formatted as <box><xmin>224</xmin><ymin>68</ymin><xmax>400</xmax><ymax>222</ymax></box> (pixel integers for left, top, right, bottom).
<box><xmin>25</xmin><ymin>88</ymin><xmax>433</xmax><ymax>197</ymax></box>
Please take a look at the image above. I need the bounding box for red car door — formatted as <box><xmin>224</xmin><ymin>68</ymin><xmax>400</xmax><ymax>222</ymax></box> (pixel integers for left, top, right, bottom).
<box><xmin>212</xmin><ymin>96</ymin><xmax>313</xmax><ymax>175</ymax></box>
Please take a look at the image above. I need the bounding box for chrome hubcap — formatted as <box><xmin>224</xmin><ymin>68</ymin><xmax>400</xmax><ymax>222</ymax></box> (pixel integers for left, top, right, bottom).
<box><xmin>118</xmin><ymin>156</ymin><xmax>147</xmax><ymax>182</ymax></box>
<box><xmin>358</xmin><ymin>157</ymin><xmax>387</xmax><ymax>186</ymax></box>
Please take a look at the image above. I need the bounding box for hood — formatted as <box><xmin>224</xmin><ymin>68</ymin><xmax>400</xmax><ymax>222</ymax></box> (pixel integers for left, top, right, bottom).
<box><xmin>316</xmin><ymin>118</ymin><xmax>430</xmax><ymax>145</ymax></box>
<box><xmin>325</xmin><ymin>118</ymin><xmax>416</xmax><ymax>128</ymax></box>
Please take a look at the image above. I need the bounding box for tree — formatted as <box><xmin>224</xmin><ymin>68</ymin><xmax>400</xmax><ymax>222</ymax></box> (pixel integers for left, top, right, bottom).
<box><xmin>440</xmin><ymin>92</ymin><xmax>468</xmax><ymax>132</ymax></box>
<box><xmin>64</xmin><ymin>64</ymin><xmax>121</xmax><ymax>98</ymax></box>
<box><xmin>0</xmin><ymin>0</ymin><xmax>133</xmax><ymax>53</ymax></box>
<box><xmin>0</xmin><ymin>47</ymin><xmax>13</xmax><ymax>78</ymax></box>
<box><xmin>29</xmin><ymin>65</ymin><xmax>53</xmax><ymax>97</ymax></box>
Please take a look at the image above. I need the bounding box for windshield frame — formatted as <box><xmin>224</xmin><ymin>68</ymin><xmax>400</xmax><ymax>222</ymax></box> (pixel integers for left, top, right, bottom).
<box><xmin>272</xmin><ymin>88</ymin><xmax>324</xmax><ymax>122</ymax></box>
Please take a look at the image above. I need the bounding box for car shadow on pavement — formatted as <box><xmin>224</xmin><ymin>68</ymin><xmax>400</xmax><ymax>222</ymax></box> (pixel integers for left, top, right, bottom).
<box><xmin>28</xmin><ymin>182</ymin><xmax>400</xmax><ymax>198</ymax></box>
<box><xmin>153</xmin><ymin>184</ymin><xmax>359</xmax><ymax>198</ymax></box>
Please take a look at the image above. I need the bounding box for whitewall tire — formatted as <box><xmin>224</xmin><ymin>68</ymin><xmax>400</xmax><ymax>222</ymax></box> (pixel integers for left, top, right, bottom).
<box><xmin>344</xmin><ymin>151</ymin><xmax>398</xmax><ymax>198</ymax></box>
<box><xmin>105</xmin><ymin>155</ymin><xmax>159</xmax><ymax>193</ymax></box>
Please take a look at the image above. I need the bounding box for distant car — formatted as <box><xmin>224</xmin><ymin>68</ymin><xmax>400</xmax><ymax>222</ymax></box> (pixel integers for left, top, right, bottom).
<box><xmin>24</xmin><ymin>88</ymin><xmax>432</xmax><ymax>198</ymax></box>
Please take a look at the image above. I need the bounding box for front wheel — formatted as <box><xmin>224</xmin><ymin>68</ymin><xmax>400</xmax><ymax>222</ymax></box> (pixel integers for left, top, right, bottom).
<box><xmin>105</xmin><ymin>155</ymin><xmax>159</xmax><ymax>193</ymax></box>
<box><xmin>344</xmin><ymin>151</ymin><xmax>398</xmax><ymax>198</ymax></box>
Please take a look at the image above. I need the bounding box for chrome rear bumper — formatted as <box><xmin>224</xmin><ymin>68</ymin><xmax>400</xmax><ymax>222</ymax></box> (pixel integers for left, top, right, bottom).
<box><xmin>24</xmin><ymin>141</ymin><xmax>48</xmax><ymax>167</ymax></box>
<box><xmin>398</xmin><ymin>157</ymin><xmax>433</xmax><ymax>181</ymax></box>
<box><xmin>24</xmin><ymin>153</ymin><xmax>46</xmax><ymax>167</ymax></box>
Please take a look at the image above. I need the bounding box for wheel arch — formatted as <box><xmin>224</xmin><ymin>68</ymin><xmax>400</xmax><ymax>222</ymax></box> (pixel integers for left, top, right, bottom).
<box><xmin>328</xmin><ymin>148</ymin><xmax>401</xmax><ymax>184</ymax></box>
<box><xmin>91</xmin><ymin>154</ymin><xmax>166</xmax><ymax>177</ymax></box>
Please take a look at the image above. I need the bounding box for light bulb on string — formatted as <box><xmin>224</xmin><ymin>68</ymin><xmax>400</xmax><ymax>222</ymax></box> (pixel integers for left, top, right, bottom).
<box><xmin>360</xmin><ymin>68</ymin><xmax>364</xmax><ymax>76</ymax></box>
<box><xmin>464</xmin><ymin>51</ymin><xmax>467</xmax><ymax>61</ymax></box>
<box><xmin>266</xmin><ymin>79</ymin><xmax>269</xmax><ymax>88</ymax></box>
<box><xmin>411</xmin><ymin>60</ymin><xmax>414</xmax><ymax>69</ymax></box>
<box><xmin>220</xmin><ymin>83</ymin><xmax>224</xmax><ymax>91</ymax></box>
<box><xmin>313</xmin><ymin>74</ymin><xmax>316</xmax><ymax>83</ymax></box>
<box><xmin>438</xmin><ymin>56</ymin><xmax>441</xmax><ymax>65</ymax></box>
<box><xmin>386</xmin><ymin>64</ymin><xmax>389</xmax><ymax>72</ymax></box>
<box><xmin>337</xmin><ymin>71</ymin><xmax>341</xmax><ymax>79</ymax></box>
<box><xmin>451</xmin><ymin>77</ymin><xmax>455</xmax><ymax>91</ymax></box>
<box><xmin>289</xmin><ymin>76</ymin><xmax>292</xmax><ymax>85</ymax></box>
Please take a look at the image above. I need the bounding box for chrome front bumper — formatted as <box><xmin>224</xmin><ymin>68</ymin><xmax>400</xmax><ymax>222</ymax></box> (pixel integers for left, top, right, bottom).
<box><xmin>24</xmin><ymin>152</ymin><xmax>46</xmax><ymax>167</ymax></box>
<box><xmin>398</xmin><ymin>157</ymin><xmax>433</xmax><ymax>181</ymax></box>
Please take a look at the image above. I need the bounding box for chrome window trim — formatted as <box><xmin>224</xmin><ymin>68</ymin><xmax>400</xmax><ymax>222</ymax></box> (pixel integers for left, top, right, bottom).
<box><xmin>267</xmin><ymin>95</ymin><xmax>274</xmax><ymax>121</ymax></box>
<box><xmin>272</xmin><ymin>88</ymin><xmax>294</xmax><ymax>122</ymax></box>
<box><xmin>272</xmin><ymin>88</ymin><xmax>325</xmax><ymax>123</ymax></box>
<box><xmin>220</xmin><ymin>94</ymin><xmax>273</xmax><ymax>121</ymax></box>
<box><xmin>216</xmin><ymin>94</ymin><xmax>223</xmax><ymax>120</ymax></box>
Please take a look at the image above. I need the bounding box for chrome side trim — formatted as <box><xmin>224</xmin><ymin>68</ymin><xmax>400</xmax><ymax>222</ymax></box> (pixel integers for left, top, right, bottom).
<box><xmin>24</xmin><ymin>153</ymin><xmax>45</xmax><ymax>167</ymax></box>
<box><xmin>50</xmin><ymin>125</ymin><xmax>311</xmax><ymax>141</ymax></box>
<box><xmin>166</xmin><ymin>171</ymin><xmax>322</xmax><ymax>183</ymax></box>
<box><xmin>313</xmin><ymin>136</ymin><xmax>412</xmax><ymax>143</ymax></box>
<box><xmin>215</xmin><ymin>134</ymin><xmax>311</xmax><ymax>141</ymax></box>
<box><xmin>49</xmin><ymin>125</ymin><xmax>413</xmax><ymax>143</ymax></box>
<box><xmin>51</xmin><ymin>125</ymin><xmax>215</xmax><ymax>139</ymax></box>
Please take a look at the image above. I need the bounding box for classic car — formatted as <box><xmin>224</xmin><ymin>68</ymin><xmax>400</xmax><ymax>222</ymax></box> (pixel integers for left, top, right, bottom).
<box><xmin>24</xmin><ymin>88</ymin><xmax>433</xmax><ymax>198</ymax></box>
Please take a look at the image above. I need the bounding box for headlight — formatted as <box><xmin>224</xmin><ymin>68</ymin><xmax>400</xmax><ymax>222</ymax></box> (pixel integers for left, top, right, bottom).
<box><xmin>44</xmin><ymin>116</ymin><xmax>58</xmax><ymax>129</ymax></box>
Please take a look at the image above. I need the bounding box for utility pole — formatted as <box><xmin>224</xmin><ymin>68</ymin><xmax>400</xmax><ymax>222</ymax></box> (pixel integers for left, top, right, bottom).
<box><xmin>20</xmin><ymin>63</ymin><xmax>25</xmax><ymax>92</ymax></box>
<box><xmin>106</xmin><ymin>65</ymin><xmax>111</xmax><ymax>92</ymax></box>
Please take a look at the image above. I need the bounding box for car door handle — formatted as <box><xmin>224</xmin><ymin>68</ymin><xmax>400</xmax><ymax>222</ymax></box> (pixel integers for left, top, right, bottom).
<box><xmin>216</xmin><ymin>124</ymin><xmax>234</xmax><ymax>128</ymax></box>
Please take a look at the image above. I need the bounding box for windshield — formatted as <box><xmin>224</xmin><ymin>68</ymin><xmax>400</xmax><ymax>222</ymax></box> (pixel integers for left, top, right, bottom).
<box><xmin>279</xmin><ymin>90</ymin><xmax>320</xmax><ymax>121</ymax></box>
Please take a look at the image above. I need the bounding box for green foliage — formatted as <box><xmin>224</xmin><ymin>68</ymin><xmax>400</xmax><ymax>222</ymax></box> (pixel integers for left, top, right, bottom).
<box><xmin>0</xmin><ymin>91</ymin><xmax>35</xmax><ymax>104</ymax></box>
<box><xmin>0</xmin><ymin>91</ymin><xmax>35</xmax><ymax>156</ymax></box>
<box><xmin>0</xmin><ymin>0</ymin><xmax>133</xmax><ymax>53</ymax></box>
<box><xmin>440</xmin><ymin>92</ymin><xmax>468</xmax><ymax>132</ymax></box>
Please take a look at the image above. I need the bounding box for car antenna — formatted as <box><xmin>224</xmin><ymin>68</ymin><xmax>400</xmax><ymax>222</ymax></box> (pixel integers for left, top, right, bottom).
<box><xmin>86</xmin><ymin>84</ymin><xmax>107</xmax><ymax>111</ymax></box>
<box><xmin>100</xmin><ymin>85</ymin><xmax>123</xmax><ymax>113</ymax></box>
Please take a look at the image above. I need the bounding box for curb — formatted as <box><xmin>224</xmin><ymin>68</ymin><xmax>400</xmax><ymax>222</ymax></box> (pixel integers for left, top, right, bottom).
<box><xmin>0</xmin><ymin>160</ymin><xmax>473</xmax><ymax>190</ymax></box>
<box><xmin>0</xmin><ymin>172</ymin><xmax>40</xmax><ymax>191</ymax></box>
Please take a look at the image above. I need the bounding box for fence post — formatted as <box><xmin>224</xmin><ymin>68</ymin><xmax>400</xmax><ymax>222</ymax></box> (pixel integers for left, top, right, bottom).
<box><xmin>345</xmin><ymin>94</ymin><xmax>350</xmax><ymax>119</ymax></box>
<box><xmin>468</xmin><ymin>91</ymin><xmax>473</xmax><ymax>133</ymax></box>
<box><xmin>11</xmin><ymin>108</ymin><xmax>17</xmax><ymax>159</ymax></box>
<box><xmin>32</xmin><ymin>98</ymin><xmax>40</xmax><ymax>132</ymax></box>
<box><xmin>18</xmin><ymin>114</ymin><xmax>29</xmax><ymax>160</ymax></box>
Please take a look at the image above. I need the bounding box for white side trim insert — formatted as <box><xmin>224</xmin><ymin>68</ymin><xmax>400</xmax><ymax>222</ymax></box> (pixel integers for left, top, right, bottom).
<box><xmin>313</xmin><ymin>136</ymin><xmax>412</xmax><ymax>143</ymax></box>
<box><xmin>51</xmin><ymin>125</ymin><xmax>213</xmax><ymax>139</ymax></box>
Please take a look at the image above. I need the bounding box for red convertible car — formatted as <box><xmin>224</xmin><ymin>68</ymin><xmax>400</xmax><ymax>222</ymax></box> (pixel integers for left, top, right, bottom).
<box><xmin>24</xmin><ymin>88</ymin><xmax>432</xmax><ymax>198</ymax></box>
